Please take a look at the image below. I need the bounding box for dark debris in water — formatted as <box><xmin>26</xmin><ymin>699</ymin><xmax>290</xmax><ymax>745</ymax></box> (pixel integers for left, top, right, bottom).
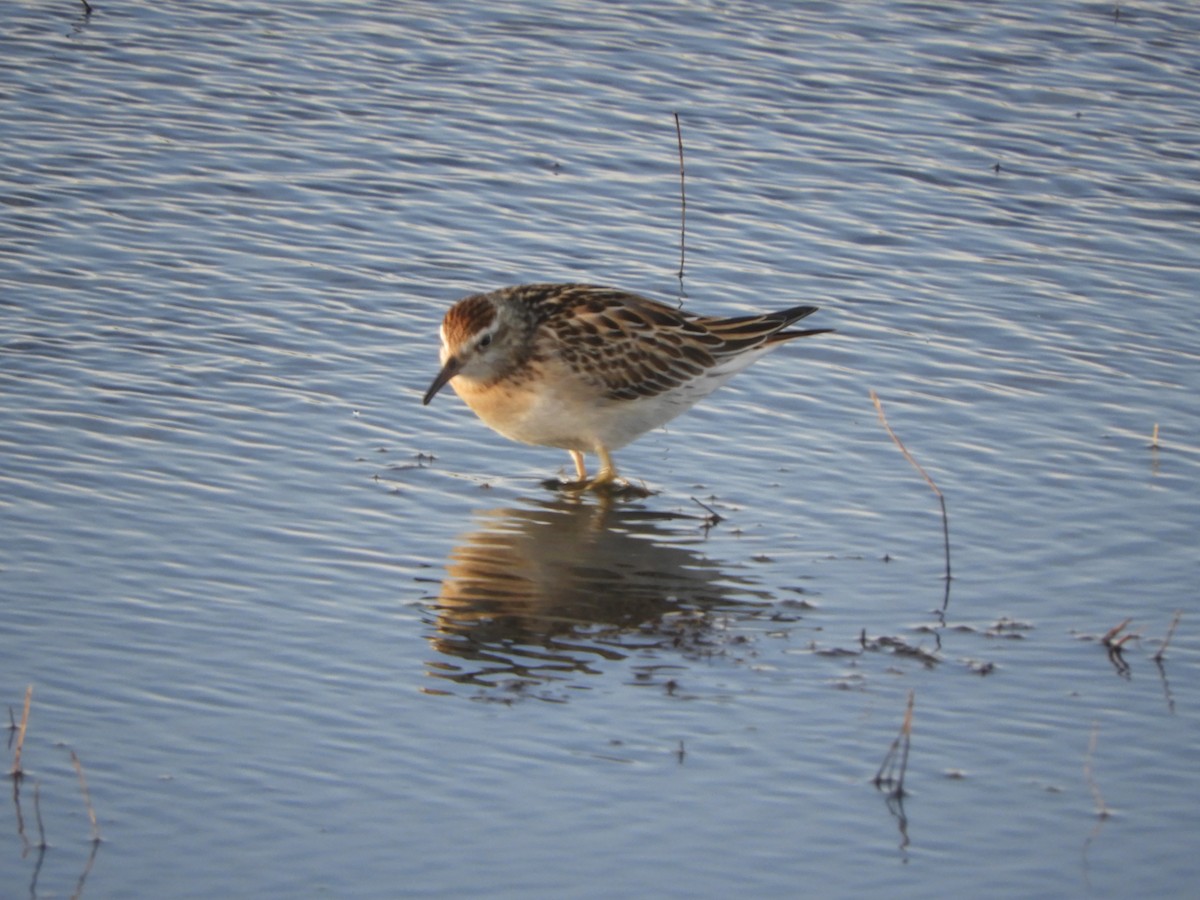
<box><xmin>860</xmin><ymin>630</ymin><xmax>941</xmax><ymax>668</ymax></box>
<box><xmin>987</xmin><ymin>617</ymin><xmax>1035</xmax><ymax>638</ymax></box>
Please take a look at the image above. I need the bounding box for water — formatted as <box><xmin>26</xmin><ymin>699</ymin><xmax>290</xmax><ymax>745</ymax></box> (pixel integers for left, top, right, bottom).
<box><xmin>3</xmin><ymin>1</ymin><xmax>1198</xmax><ymax>896</ymax></box>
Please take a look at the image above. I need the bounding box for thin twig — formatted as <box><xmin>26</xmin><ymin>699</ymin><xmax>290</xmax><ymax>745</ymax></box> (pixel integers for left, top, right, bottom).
<box><xmin>674</xmin><ymin>112</ymin><xmax>687</xmax><ymax>282</ymax></box>
<box><xmin>1153</xmin><ymin>609</ymin><xmax>1182</xmax><ymax>662</ymax></box>
<box><xmin>80</xmin><ymin>0</ymin><xmax>94</xmax><ymax>15</ymax></box>
<box><xmin>870</xmin><ymin>391</ymin><xmax>951</xmax><ymax>586</ymax></box>
<box><xmin>689</xmin><ymin>496</ymin><xmax>722</xmax><ymax>528</ymax></box>
<box><xmin>71</xmin><ymin>750</ymin><xmax>102</xmax><ymax>843</ymax></box>
<box><xmin>1101</xmin><ymin>617</ymin><xmax>1132</xmax><ymax>647</ymax></box>
<box><xmin>1083</xmin><ymin>721</ymin><xmax>1110</xmax><ymax>819</ymax></box>
<box><xmin>1149</xmin><ymin>422</ymin><xmax>1159</xmax><ymax>449</ymax></box>
<box><xmin>874</xmin><ymin>690</ymin><xmax>915</xmax><ymax>798</ymax></box>
<box><xmin>11</xmin><ymin>684</ymin><xmax>32</xmax><ymax>778</ymax></box>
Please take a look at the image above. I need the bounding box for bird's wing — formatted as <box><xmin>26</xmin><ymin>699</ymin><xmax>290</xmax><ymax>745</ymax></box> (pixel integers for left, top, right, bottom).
<box><xmin>538</xmin><ymin>286</ymin><xmax>725</xmax><ymax>401</ymax></box>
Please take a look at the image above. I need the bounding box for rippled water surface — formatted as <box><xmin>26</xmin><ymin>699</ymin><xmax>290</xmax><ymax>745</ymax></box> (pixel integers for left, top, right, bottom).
<box><xmin>4</xmin><ymin>1</ymin><xmax>1199</xmax><ymax>896</ymax></box>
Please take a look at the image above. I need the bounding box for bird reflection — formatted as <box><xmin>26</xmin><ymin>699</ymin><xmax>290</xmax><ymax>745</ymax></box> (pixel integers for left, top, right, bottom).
<box><xmin>425</xmin><ymin>497</ymin><xmax>763</xmax><ymax>696</ymax></box>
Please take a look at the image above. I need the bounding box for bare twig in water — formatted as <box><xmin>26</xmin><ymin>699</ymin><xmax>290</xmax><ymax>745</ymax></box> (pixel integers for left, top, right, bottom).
<box><xmin>80</xmin><ymin>0</ymin><xmax>94</xmax><ymax>15</ymax></box>
<box><xmin>674</xmin><ymin>112</ymin><xmax>687</xmax><ymax>284</ymax></box>
<box><xmin>71</xmin><ymin>750</ymin><xmax>102</xmax><ymax>844</ymax></box>
<box><xmin>874</xmin><ymin>690</ymin><xmax>915</xmax><ymax>798</ymax></box>
<box><xmin>1149</xmin><ymin>422</ymin><xmax>1160</xmax><ymax>449</ymax></box>
<box><xmin>1083</xmin><ymin>721</ymin><xmax>1110</xmax><ymax>819</ymax></box>
<box><xmin>1153</xmin><ymin>609</ymin><xmax>1182</xmax><ymax>662</ymax></box>
<box><xmin>1097</xmin><ymin>618</ymin><xmax>1134</xmax><ymax>677</ymax></box>
<box><xmin>870</xmin><ymin>391</ymin><xmax>952</xmax><ymax>597</ymax></box>
<box><xmin>1100</xmin><ymin>617</ymin><xmax>1132</xmax><ymax>645</ymax></box>
<box><xmin>690</xmin><ymin>496</ymin><xmax>722</xmax><ymax>530</ymax></box>
<box><xmin>11</xmin><ymin>684</ymin><xmax>32</xmax><ymax>778</ymax></box>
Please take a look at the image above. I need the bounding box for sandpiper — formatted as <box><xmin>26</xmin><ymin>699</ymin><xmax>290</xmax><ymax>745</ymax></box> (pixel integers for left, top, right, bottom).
<box><xmin>423</xmin><ymin>283</ymin><xmax>831</xmax><ymax>491</ymax></box>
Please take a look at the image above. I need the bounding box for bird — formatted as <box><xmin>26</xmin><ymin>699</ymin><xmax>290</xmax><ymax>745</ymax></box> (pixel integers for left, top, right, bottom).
<box><xmin>422</xmin><ymin>283</ymin><xmax>832</xmax><ymax>492</ymax></box>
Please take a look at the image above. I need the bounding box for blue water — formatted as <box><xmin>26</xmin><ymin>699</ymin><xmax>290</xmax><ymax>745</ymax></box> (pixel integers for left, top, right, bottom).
<box><xmin>3</xmin><ymin>1</ymin><xmax>1198</xmax><ymax>897</ymax></box>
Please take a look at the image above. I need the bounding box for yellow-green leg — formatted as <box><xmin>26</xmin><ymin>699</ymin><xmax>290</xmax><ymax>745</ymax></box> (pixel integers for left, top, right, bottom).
<box><xmin>588</xmin><ymin>446</ymin><xmax>619</xmax><ymax>488</ymax></box>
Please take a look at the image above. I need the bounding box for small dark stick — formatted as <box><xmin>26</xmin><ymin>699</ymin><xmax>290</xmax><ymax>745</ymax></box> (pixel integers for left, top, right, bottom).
<box><xmin>674</xmin><ymin>112</ymin><xmax>687</xmax><ymax>282</ymax></box>
<box><xmin>80</xmin><ymin>0</ymin><xmax>94</xmax><ymax>14</ymax></box>
<box><xmin>690</xmin><ymin>496</ymin><xmax>722</xmax><ymax>528</ymax></box>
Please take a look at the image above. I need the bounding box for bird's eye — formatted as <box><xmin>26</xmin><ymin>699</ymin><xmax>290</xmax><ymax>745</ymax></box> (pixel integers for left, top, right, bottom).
<box><xmin>478</xmin><ymin>333</ymin><xmax>493</xmax><ymax>349</ymax></box>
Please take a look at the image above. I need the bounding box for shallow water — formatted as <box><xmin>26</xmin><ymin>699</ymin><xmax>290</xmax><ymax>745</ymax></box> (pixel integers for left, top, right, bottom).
<box><xmin>3</xmin><ymin>1</ymin><xmax>1199</xmax><ymax>897</ymax></box>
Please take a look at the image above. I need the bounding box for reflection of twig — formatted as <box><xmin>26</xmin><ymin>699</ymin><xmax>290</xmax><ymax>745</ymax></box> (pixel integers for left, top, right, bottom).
<box><xmin>885</xmin><ymin>791</ymin><xmax>911</xmax><ymax>860</ymax></box>
<box><xmin>874</xmin><ymin>690</ymin><xmax>915</xmax><ymax>798</ymax></box>
<box><xmin>870</xmin><ymin>391</ymin><xmax>951</xmax><ymax>608</ymax></box>
<box><xmin>674</xmin><ymin>112</ymin><xmax>687</xmax><ymax>283</ymax></box>
<box><xmin>71</xmin><ymin>750</ymin><xmax>102</xmax><ymax>844</ymax></box>
<box><xmin>33</xmin><ymin>780</ymin><xmax>47</xmax><ymax>850</ymax></box>
<box><xmin>13</xmin><ymin>774</ymin><xmax>30</xmax><ymax>854</ymax></box>
<box><xmin>10</xmin><ymin>683</ymin><xmax>32</xmax><ymax>778</ymax></box>
<box><xmin>1153</xmin><ymin>609</ymin><xmax>1182</xmax><ymax>662</ymax></box>
<box><xmin>71</xmin><ymin>835</ymin><xmax>102</xmax><ymax>900</ymax></box>
<box><xmin>1154</xmin><ymin>656</ymin><xmax>1176</xmax><ymax>715</ymax></box>
<box><xmin>29</xmin><ymin>841</ymin><xmax>48</xmax><ymax>900</ymax></box>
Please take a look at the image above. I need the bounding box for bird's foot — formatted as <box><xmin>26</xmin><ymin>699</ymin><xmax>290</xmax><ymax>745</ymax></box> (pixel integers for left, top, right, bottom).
<box><xmin>543</xmin><ymin>472</ymin><xmax>654</xmax><ymax>499</ymax></box>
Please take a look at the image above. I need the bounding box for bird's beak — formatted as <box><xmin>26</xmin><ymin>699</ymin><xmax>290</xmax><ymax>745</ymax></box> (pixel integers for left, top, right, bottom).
<box><xmin>422</xmin><ymin>356</ymin><xmax>461</xmax><ymax>405</ymax></box>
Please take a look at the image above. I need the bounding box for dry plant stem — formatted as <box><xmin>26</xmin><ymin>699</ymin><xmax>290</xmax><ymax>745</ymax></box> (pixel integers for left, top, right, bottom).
<box><xmin>874</xmin><ymin>690</ymin><xmax>915</xmax><ymax>797</ymax></box>
<box><xmin>11</xmin><ymin>684</ymin><xmax>32</xmax><ymax>778</ymax></box>
<box><xmin>1084</xmin><ymin>721</ymin><xmax>1110</xmax><ymax>819</ymax></box>
<box><xmin>897</xmin><ymin>689</ymin><xmax>914</xmax><ymax>789</ymax></box>
<box><xmin>690</xmin><ymin>496</ymin><xmax>722</xmax><ymax>526</ymax></box>
<box><xmin>870</xmin><ymin>391</ymin><xmax>951</xmax><ymax>583</ymax></box>
<box><xmin>1101</xmin><ymin>617</ymin><xmax>1132</xmax><ymax>646</ymax></box>
<box><xmin>71</xmin><ymin>750</ymin><xmax>102</xmax><ymax>843</ymax></box>
<box><xmin>674</xmin><ymin>112</ymin><xmax>687</xmax><ymax>280</ymax></box>
<box><xmin>1154</xmin><ymin>609</ymin><xmax>1182</xmax><ymax>662</ymax></box>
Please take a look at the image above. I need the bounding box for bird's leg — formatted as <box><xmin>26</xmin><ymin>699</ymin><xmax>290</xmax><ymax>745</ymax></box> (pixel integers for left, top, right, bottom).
<box><xmin>569</xmin><ymin>450</ymin><xmax>588</xmax><ymax>481</ymax></box>
<box><xmin>587</xmin><ymin>447</ymin><xmax>620</xmax><ymax>489</ymax></box>
<box><xmin>555</xmin><ymin>447</ymin><xmax>650</xmax><ymax>498</ymax></box>
<box><xmin>550</xmin><ymin>450</ymin><xmax>592</xmax><ymax>492</ymax></box>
